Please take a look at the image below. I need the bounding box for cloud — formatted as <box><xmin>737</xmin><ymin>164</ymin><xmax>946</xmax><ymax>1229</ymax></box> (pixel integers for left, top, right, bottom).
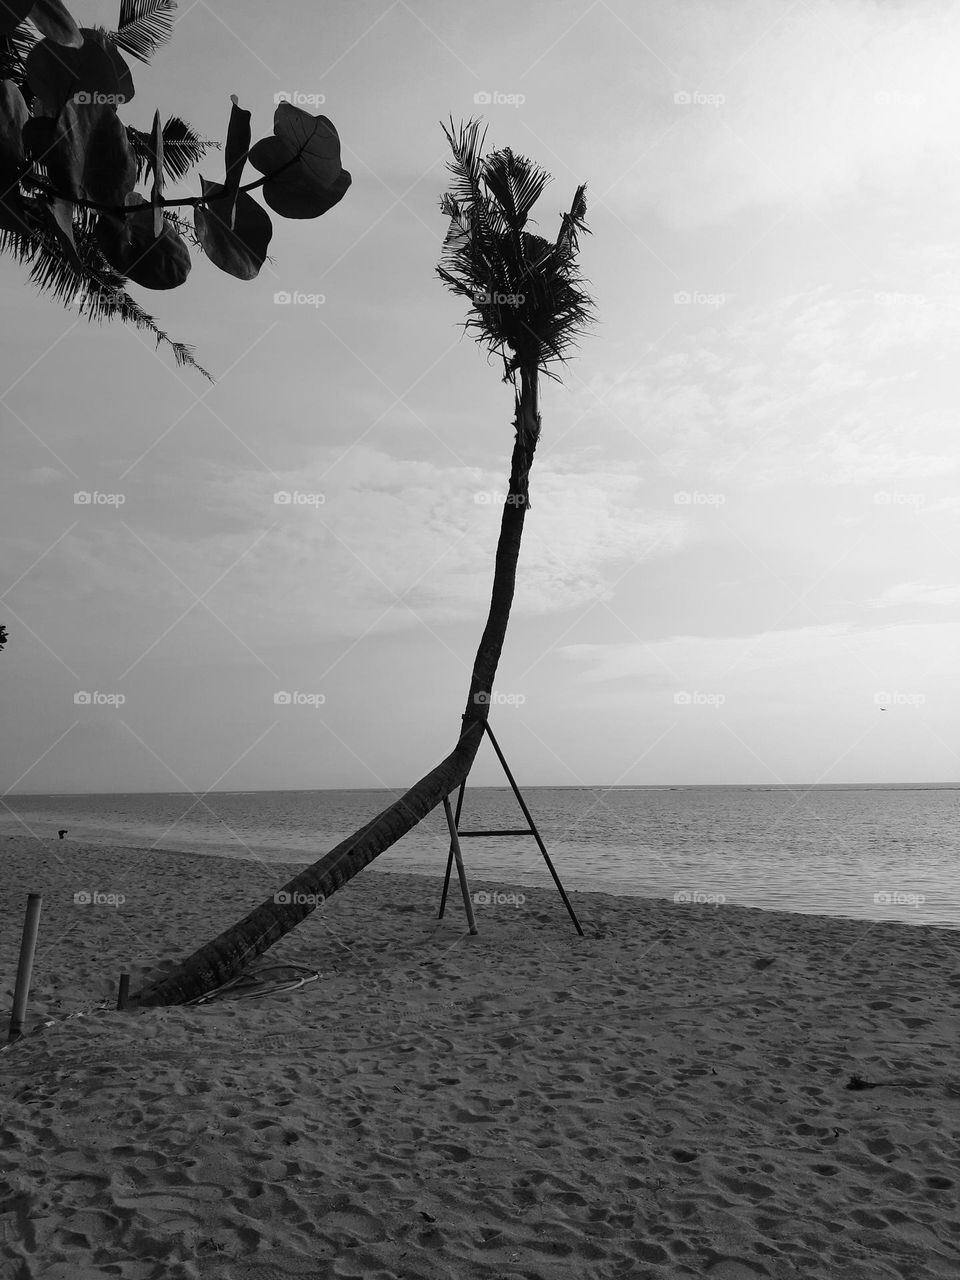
<box><xmin>23</xmin><ymin>467</ymin><xmax>64</xmax><ymax>485</ymax></box>
<box><xmin>560</xmin><ymin>619</ymin><xmax>960</xmax><ymax>702</ymax></box>
<box><xmin>871</xmin><ymin>582</ymin><xmax>960</xmax><ymax>608</ymax></box>
<box><xmin>575</xmin><ymin>287</ymin><xmax>960</xmax><ymax>493</ymax></box>
<box><xmin>609</xmin><ymin>0</ymin><xmax>960</xmax><ymax>227</ymax></box>
<box><xmin>822</xmin><ymin>438</ymin><xmax>960</xmax><ymax>486</ymax></box>
<box><xmin>562</xmin><ymin>626</ymin><xmax>851</xmax><ymax>687</ymax></box>
<box><xmin>4</xmin><ymin>448</ymin><xmax>687</xmax><ymax>666</ymax></box>
<box><xmin>208</xmin><ymin>448</ymin><xmax>685</xmax><ymax>639</ymax></box>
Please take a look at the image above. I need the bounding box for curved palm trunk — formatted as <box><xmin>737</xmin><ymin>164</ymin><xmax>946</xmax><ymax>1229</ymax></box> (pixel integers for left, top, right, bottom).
<box><xmin>131</xmin><ymin>368</ymin><xmax>541</xmax><ymax>1008</ymax></box>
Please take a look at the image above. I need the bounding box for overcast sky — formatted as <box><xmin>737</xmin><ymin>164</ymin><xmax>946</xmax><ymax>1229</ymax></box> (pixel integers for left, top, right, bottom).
<box><xmin>2</xmin><ymin>0</ymin><xmax>959</xmax><ymax>794</ymax></box>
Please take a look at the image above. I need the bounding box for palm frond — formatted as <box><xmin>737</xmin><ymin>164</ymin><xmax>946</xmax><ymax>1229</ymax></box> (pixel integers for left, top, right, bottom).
<box><xmin>127</xmin><ymin>115</ymin><xmax>215</xmax><ymax>184</ymax></box>
<box><xmin>557</xmin><ymin>183</ymin><xmax>590</xmax><ymax>256</ymax></box>
<box><xmin>436</xmin><ymin>120</ymin><xmax>596</xmax><ymax>384</ymax></box>
<box><xmin>481</xmin><ymin>147</ymin><xmax>550</xmax><ymax>233</ymax></box>
<box><xmin>0</xmin><ymin>221</ymin><xmax>213</xmax><ymax>379</ymax></box>
<box><xmin>112</xmin><ymin>0</ymin><xmax>177</xmax><ymax>64</ymax></box>
<box><xmin>0</xmin><ymin>25</ymin><xmax>36</xmax><ymax>81</ymax></box>
<box><xmin>440</xmin><ymin>117</ymin><xmax>511</xmax><ymax>278</ymax></box>
<box><xmin>440</xmin><ymin>117</ymin><xmax>489</xmax><ymax>210</ymax></box>
<box><xmin>164</xmin><ymin>209</ymin><xmax>203</xmax><ymax>250</ymax></box>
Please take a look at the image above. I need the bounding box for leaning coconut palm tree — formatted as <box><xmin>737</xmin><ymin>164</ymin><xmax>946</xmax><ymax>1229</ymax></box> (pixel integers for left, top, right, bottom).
<box><xmin>130</xmin><ymin>118</ymin><xmax>595</xmax><ymax>1008</ymax></box>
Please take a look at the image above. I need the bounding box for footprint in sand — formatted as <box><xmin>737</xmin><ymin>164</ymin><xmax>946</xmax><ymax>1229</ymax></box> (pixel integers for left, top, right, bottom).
<box><xmin>431</xmin><ymin>1142</ymin><xmax>472</xmax><ymax>1162</ymax></box>
<box><xmin>717</xmin><ymin>1175</ymin><xmax>775</xmax><ymax>1200</ymax></box>
<box><xmin>703</xmin><ymin>1258</ymin><xmax>771</xmax><ymax>1279</ymax></box>
<box><xmin>319</xmin><ymin>1205</ymin><xmax>388</xmax><ymax>1244</ymax></box>
<box><xmin>865</xmin><ymin>1137</ymin><xmax>896</xmax><ymax>1156</ymax></box>
<box><xmin>926</xmin><ymin>1175</ymin><xmax>953</xmax><ymax>1190</ymax></box>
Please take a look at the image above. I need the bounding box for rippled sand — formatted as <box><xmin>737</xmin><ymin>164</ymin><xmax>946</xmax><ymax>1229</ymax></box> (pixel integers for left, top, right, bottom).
<box><xmin>1</xmin><ymin>835</ymin><xmax>958</xmax><ymax>1279</ymax></box>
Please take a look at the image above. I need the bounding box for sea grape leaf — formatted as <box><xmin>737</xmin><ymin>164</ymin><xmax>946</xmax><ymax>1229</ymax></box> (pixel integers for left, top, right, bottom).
<box><xmin>0</xmin><ymin>0</ymin><xmax>32</xmax><ymax>37</ymax></box>
<box><xmin>222</xmin><ymin>93</ymin><xmax>249</xmax><ymax>227</ymax></box>
<box><xmin>25</xmin><ymin>29</ymin><xmax>134</xmax><ymax>116</ymax></box>
<box><xmin>250</xmin><ymin>104</ymin><xmax>343</xmax><ymax>185</ymax></box>
<box><xmin>23</xmin><ymin>37</ymin><xmax>73</xmax><ymax>113</ymax></box>
<box><xmin>79</xmin><ymin>28</ymin><xmax>134</xmax><ymax>104</ymax></box>
<box><xmin>0</xmin><ymin>77</ymin><xmax>27</xmax><ymax>171</ymax></box>
<box><xmin>21</xmin><ymin>111</ymin><xmax>58</xmax><ymax>161</ymax></box>
<box><xmin>148</xmin><ymin>107</ymin><xmax>163</xmax><ymax>235</ymax></box>
<box><xmin>0</xmin><ymin>84</ymin><xmax>44</xmax><ymax>233</ymax></box>
<box><xmin>194</xmin><ymin>177</ymin><xmax>271</xmax><ymax>280</ymax></box>
<box><xmin>65</xmin><ymin>98</ymin><xmax>136</xmax><ymax>204</ymax></box>
<box><xmin>248</xmin><ymin>104</ymin><xmax>351</xmax><ymax>220</ymax></box>
<box><xmin>24</xmin><ymin>100</ymin><xmax>135</xmax><ymax>205</ymax></box>
<box><xmin>95</xmin><ymin>192</ymin><xmax>190</xmax><ymax>289</ymax></box>
<box><xmin>257</xmin><ymin>166</ymin><xmax>350</xmax><ymax>221</ymax></box>
<box><xmin>0</xmin><ymin>87</ymin><xmax>29</xmax><ymax>233</ymax></box>
<box><xmin>29</xmin><ymin>0</ymin><xmax>83</xmax><ymax>47</ymax></box>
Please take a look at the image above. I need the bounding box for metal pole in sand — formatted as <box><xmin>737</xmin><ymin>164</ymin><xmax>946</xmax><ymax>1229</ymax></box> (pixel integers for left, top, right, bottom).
<box><xmin>116</xmin><ymin>973</ymin><xmax>130</xmax><ymax>1011</ymax></box>
<box><xmin>8</xmin><ymin>893</ymin><xmax>42</xmax><ymax>1043</ymax></box>
<box><xmin>441</xmin><ymin>794</ymin><xmax>478</xmax><ymax>935</ymax></box>
<box><xmin>483</xmin><ymin>722</ymin><xmax>585</xmax><ymax>936</ymax></box>
<box><xmin>438</xmin><ymin>778</ymin><xmax>467</xmax><ymax>919</ymax></box>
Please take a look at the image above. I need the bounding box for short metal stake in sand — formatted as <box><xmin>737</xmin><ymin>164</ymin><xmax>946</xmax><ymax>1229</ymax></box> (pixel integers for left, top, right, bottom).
<box><xmin>8</xmin><ymin>893</ymin><xmax>42</xmax><ymax>1044</ymax></box>
<box><xmin>117</xmin><ymin>973</ymin><xmax>130</xmax><ymax>1011</ymax></box>
<box><xmin>438</xmin><ymin>718</ymin><xmax>585</xmax><ymax>936</ymax></box>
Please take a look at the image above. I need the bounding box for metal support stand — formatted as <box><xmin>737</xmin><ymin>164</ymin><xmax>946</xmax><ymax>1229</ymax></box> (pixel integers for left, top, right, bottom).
<box><xmin>438</xmin><ymin>719</ymin><xmax>584</xmax><ymax>936</ymax></box>
<box><xmin>8</xmin><ymin>894</ymin><xmax>42</xmax><ymax>1044</ymax></box>
<box><xmin>441</xmin><ymin>794</ymin><xmax>478</xmax><ymax>935</ymax></box>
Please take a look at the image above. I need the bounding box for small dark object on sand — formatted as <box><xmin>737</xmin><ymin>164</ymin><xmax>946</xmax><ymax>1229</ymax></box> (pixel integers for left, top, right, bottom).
<box><xmin>58</xmin><ymin>830</ymin><xmax>68</xmax><ymax>839</ymax></box>
<box><xmin>847</xmin><ymin>1074</ymin><xmax>880</xmax><ymax>1090</ymax></box>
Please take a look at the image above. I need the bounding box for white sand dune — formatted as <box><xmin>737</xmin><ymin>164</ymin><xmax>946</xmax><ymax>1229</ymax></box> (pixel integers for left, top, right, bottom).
<box><xmin>1</xmin><ymin>836</ymin><xmax>958</xmax><ymax>1278</ymax></box>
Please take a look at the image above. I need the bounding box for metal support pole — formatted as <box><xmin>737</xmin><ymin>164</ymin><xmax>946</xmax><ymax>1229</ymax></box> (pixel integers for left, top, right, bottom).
<box><xmin>441</xmin><ymin>793</ymin><xmax>478</xmax><ymax>935</ymax></box>
<box><xmin>483</xmin><ymin>722</ymin><xmax>585</xmax><ymax>936</ymax></box>
<box><xmin>438</xmin><ymin>778</ymin><xmax>466</xmax><ymax>919</ymax></box>
<box><xmin>8</xmin><ymin>894</ymin><xmax>42</xmax><ymax>1043</ymax></box>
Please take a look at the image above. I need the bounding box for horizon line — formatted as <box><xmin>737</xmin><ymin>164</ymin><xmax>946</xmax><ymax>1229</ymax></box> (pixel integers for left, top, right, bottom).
<box><xmin>4</xmin><ymin>781</ymin><xmax>958</xmax><ymax>798</ymax></box>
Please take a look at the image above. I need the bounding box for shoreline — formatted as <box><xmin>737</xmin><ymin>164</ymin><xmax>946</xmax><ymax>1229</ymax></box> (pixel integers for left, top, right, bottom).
<box><xmin>2</xmin><ymin>823</ymin><xmax>956</xmax><ymax>935</ymax></box>
<box><xmin>2</xmin><ymin>835</ymin><xmax>958</xmax><ymax>1278</ymax></box>
<box><xmin>2</xmin><ymin>823</ymin><xmax>956</xmax><ymax>933</ymax></box>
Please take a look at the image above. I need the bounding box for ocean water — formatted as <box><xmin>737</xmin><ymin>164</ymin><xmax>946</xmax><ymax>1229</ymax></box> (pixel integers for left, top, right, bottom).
<box><xmin>2</xmin><ymin>785</ymin><xmax>958</xmax><ymax>930</ymax></box>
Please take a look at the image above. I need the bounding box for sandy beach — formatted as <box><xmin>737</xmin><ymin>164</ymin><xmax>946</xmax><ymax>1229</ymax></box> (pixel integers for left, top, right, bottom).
<box><xmin>1</xmin><ymin>835</ymin><xmax>958</xmax><ymax>1279</ymax></box>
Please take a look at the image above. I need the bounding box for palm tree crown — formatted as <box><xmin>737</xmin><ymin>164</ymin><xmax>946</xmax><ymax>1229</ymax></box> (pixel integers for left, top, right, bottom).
<box><xmin>436</xmin><ymin>117</ymin><xmax>595</xmax><ymax>387</ymax></box>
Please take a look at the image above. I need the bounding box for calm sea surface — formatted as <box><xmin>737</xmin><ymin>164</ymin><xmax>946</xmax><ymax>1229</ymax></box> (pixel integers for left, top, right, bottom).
<box><xmin>2</xmin><ymin>786</ymin><xmax>957</xmax><ymax>930</ymax></box>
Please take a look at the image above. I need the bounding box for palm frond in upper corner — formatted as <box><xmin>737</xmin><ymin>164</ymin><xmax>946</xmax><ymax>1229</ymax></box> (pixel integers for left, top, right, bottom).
<box><xmin>0</xmin><ymin>222</ymin><xmax>214</xmax><ymax>380</ymax></box>
<box><xmin>112</xmin><ymin>0</ymin><xmax>177</xmax><ymax>64</ymax></box>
